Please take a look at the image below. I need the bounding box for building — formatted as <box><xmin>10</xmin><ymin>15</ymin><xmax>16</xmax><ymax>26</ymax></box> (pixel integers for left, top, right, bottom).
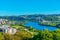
<box><xmin>0</xmin><ymin>25</ymin><xmax>17</xmax><ymax>34</ymax></box>
<box><xmin>0</xmin><ymin>19</ymin><xmax>8</xmax><ymax>24</ymax></box>
<box><xmin>5</xmin><ymin>27</ymin><xmax>17</xmax><ymax>34</ymax></box>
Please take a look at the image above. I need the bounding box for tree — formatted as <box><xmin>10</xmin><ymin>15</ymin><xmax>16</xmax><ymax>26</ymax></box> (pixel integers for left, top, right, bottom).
<box><xmin>4</xmin><ymin>33</ymin><xmax>14</xmax><ymax>40</ymax></box>
<box><xmin>53</xmin><ymin>29</ymin><xmax>60</xmax><ymax>40</ymax></box>
<box><xmin>41</xmin><ymin>30</ymin><xmax>53</xmax><ymax>40</ymax></box>
<box><xmin>15</xmin><ymin>31</ymin><xmax>32</xmax><ymax>40</ymax></box>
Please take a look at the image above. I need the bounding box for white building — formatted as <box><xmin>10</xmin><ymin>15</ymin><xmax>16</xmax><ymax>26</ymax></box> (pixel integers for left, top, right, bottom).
<box><xmin>0</xmin><ymin>19</ymin><xmax>8</xmax><ymax>24</ymax></box>
<box><xmin>0</xmin><ymin>25</ymin><xmax>17</xmax><ymax>34</ymax></box>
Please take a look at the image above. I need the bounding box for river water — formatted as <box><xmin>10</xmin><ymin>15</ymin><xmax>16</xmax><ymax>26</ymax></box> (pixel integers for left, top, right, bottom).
<box><xmin>24</xmin><ymin>21</ymin><xmax>57</xmax><ymax>31</ymax></box>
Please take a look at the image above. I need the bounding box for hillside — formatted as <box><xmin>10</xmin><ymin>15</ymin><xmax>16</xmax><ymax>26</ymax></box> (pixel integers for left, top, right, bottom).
<box><xmin>0</xmin><ymin>14</ymin><xmax>60</xmax><ymax>27</ymax></box>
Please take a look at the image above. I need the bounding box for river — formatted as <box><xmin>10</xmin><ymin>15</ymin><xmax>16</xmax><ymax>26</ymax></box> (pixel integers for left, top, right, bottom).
<box><xmin>24</xmin><ymin>21</ymin><xmax>57</xmax><ymax>31</ymax></box>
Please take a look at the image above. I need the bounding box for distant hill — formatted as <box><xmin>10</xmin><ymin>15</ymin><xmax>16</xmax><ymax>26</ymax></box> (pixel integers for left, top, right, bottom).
<box><xmin>0</xmin><ymin>14</ymin><xmax>60</xmax><ymax>22</ymax></box>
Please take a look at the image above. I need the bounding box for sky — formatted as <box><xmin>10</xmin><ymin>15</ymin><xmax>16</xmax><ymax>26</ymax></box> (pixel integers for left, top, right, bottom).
<box><xmin>0</xmin><ymin>0</ymin><xmax>60</xmax><ymax>16</ymax></box>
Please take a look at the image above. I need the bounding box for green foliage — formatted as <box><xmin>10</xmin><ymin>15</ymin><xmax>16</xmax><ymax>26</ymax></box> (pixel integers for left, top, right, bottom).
<box><xmin>4</xmin><ymin>33</ymin><xmax>14</xmax><ymax>40</ymax></box>
<box><xmin>53</xmin><ymin>29</ymin><xmax>60</xmax><ymax>40</ymax></box>
<box><xmin>0</xmin><ymin>28</ymin><xmax>60</xmax><ymax>40</ymax></box>
<box><xmin>41</xmin><ymin>30</ymin><xmax>53</xmax><ymax>40</ymax></box>
<box><xmin>15</xmin><ymin>31</ymin><xmax>32</xmax><ymax>39</ymax></box>
<box><xmin>0</xmin><ymin>32</ymin><xmax>4</xmax><ymax>40</ymax></box>
<box><xmin>31</xmin><ymin>29</ymin><xmax>60</xmax><ymax>40</ymax></box>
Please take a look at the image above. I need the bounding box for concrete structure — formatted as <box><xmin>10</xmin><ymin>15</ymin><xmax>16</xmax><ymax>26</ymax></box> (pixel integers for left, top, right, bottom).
<box><xmin>5</xmin><ymin>27</ymin><xmax>17</xmax><ymax>34</ymax></box>
<box><xmin>0</xmin><ymin>25</ymin><xmax>17</xmax><ymax>34</ymax></box>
